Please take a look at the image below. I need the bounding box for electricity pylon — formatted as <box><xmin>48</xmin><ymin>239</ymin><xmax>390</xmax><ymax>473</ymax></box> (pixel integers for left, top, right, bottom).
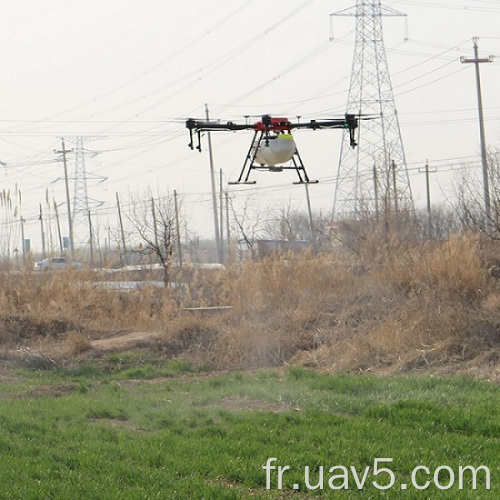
<box><xmin>72</xmin><ymin>137</ymin><xmax>90</xmax><ymax>230</ymax></box>
<box><xmin>71</xmin><ymin>137</ymin><xmax>106</xmax><ymax>244</ymax></box>
<box><xmin>332</xmin><ymin>0</ymin><xmax>413</xmax><ymax>219</ymax></box>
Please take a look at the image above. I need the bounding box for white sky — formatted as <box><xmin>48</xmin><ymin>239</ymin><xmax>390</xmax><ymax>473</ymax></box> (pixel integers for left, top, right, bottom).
<box><xmin>1</xmin><ymin>0</ymin><xmax>499</xmax><ymax>252</ymax></box>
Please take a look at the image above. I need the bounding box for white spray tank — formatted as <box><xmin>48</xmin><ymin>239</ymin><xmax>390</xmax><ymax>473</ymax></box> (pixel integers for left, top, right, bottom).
<box><xmin>254</xmin><ymin>133</ymin><xmax>296</xmax><ymax>167</ymax></box>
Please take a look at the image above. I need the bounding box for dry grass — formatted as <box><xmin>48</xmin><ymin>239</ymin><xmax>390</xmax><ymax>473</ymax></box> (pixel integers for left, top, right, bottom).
<box><xmin>2</xmin><ymin>233</ymin><xmax>500</xmax><ymax>377</ymax></box>
<box><xmin>64</xmin><ymin>332</ymin><xmax>93</xmax><ymax>356</ymax></box>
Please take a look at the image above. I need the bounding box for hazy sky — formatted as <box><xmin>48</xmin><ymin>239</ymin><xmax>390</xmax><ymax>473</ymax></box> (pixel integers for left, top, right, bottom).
<box><xmin>1</xmin><ymin>0</ymin><xmax>499</xmax><ymax>251</ymax></box>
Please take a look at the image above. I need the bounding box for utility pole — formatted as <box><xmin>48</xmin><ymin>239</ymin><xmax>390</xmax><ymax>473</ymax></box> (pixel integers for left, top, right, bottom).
<box><xmin>39</xmin><ymin>204</ymin><xmax>46</xmax><ymax>258</ymax></box>
<box><xmin>53</xmin><ymin>198</ymin><xmax>63</xmax><ymax>254</ymax></box>
<box><xmin>304</xmin><ymin>182</ymin><xmax>317</xmax><ymax>253</ymax></box>
<box><xmin>373</xmin><ymin>163</ymin><xmax>379</xmax><ymax>220</ymax></box>
<box><xmin>219</xmin><ymin>169</ymin><xmax>224</xmax><ymax>262</ymax></box>
<box><xmin>174</xmin><ymin>190</ymin><xmax>183</xmax><ymax>267</ymax></box>
<box><xmin>55</xmin><ymin>139</ymin><xmax>74</xmax><ymax>257</ymax></box>
<box><xmin>418</xmin><ymin>161</ymin><xmax>437</xmax><ymax>239</ymax></box>
<box><xmin>88</xmin><ymin>210</ymin><xmax>94</xmax><ymax>266</ymax></box>
<box><xmin>461</xmin><ymin>37</ymin><xmax>494</xmax><ymax>233</ymax></box>
<box><xmin>424</xmin><ymin>162</ymin><xmax>431</xmax><ymax>221</ymax></box>
<box><xmin>116</xmin><ymin>192</ymin><xmax>128</xmax><ymax>265</ymax></box>
<box><xmin>225</xmin><ymin>191</ymin><xmax>230</xmax><ymax>254</ymax></box>
<box><xmin>151</xmin><ymin>197</ymin><xmax>159</xmax><ymax>250</ymax></box>
<box><xmin>205</xmin><ymin>104</ymin><xmax>222</xmax><ymax>264</ymax></box>
<box><xmin>18</xmin><ymin>189</ymin><xmax>26</xmax><ymax>262</ymax></box>
<box><xmin>20</xmin><ymin>216</ymin><xmax>26</xmax><ymax>261</ymax></box>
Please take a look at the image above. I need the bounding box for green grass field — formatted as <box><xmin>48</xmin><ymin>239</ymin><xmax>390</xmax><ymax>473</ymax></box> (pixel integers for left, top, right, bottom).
<box><xmin>0</xmin><ymin>363</ymin><xmax>497</xmax><ymax>499</ymax></box>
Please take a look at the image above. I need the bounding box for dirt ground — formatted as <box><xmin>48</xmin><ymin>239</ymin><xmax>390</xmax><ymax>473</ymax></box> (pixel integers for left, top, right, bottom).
<box><xmin>1</xmin><ymin>327</ymin><xmax>500</xmax><ymax>382</ymax></box>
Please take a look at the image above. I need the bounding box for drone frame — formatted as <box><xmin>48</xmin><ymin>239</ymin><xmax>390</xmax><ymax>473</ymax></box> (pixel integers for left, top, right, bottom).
<box><xmin>186</xmin><ymin>114</ymin><xmax>360</xmax><ymax>185</ymax></box>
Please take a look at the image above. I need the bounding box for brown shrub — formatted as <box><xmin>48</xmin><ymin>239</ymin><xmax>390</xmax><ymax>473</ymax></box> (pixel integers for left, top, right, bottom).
<box><xmin>1</xmin><ymin>233</ymin><xmax>500</xmax><ymax>376</ymax></box>
<box><xmin>65</xmin><ymin>332</ymin><xmax>92</xmax><ymax>356</ymax></box>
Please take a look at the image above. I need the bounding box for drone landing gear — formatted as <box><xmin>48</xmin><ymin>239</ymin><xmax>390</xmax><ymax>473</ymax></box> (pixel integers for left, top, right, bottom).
<box><xmin>229</xmin><ymin>130</ymin><xmax>318</xmax><ymax>185</ymax></box>
<box><xmin>290</xmin><ymin>150</ymin><xmax>319</xmax><ymax>185</ymax></box>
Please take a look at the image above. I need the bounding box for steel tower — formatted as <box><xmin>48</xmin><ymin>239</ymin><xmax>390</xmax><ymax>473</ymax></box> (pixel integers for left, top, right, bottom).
<box><xmin>332</xmin><ymin>0</ymin><xmax>413</xmax><ymax>219</ymax></box>
<box><xmin>72</xmin><ymin>137</ymin><xmax>90</xmax><ymax>231</ymax></box>
<box><xmin>71</xmin><ymin>137</ymin><xmax>105</xmax><ymax>244</ymax></box>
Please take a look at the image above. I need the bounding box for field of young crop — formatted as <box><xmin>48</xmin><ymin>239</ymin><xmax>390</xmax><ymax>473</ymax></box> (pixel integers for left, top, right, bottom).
<box><xmin>0</xmin><ymin>364</ymin><xmax>497</xmax><ymax>498</ymax></box>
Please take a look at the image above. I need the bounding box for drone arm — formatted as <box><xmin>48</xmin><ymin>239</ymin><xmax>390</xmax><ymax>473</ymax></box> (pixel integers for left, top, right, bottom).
<box><xmin>186</xmin><ymin>113</ymin><xmax>363</xmax><ymax>153</ymax></box>
<box><xmin>292</xmin><ymin>119</ymin><xmax>348</xmax><ymax>130</ymax></box>
<box><xmin>290</xmin><ymin>115</ymin><xmax>358</xmax><ymax>130</ymax></box>
<box><xmin>186</xmin><ymin>119</ymin><xmax>253</xmax><ymax>132</ymax></box>
<box><xmin>186</xmin><ymin>118</ymin><xmax>255</xmax><ymax>152</ymax></box>
<box><xmin>289</xmin><ymin>114</ymin><xmax>359</xmax><ymax>148</ymax></box>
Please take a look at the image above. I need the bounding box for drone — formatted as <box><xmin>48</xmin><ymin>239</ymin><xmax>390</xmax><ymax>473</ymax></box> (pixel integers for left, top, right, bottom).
<box><xmin>186</xmin><ymin>113</ymin><xmax>360</xmax><ymax>184</ymax></box>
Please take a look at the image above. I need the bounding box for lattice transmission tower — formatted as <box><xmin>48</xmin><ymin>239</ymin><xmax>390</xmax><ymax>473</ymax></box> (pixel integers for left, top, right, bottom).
<box><xmin>332</xmin><ymin>0</ymin><xmax>413</xmax><ymax>219</ymax></box>
<box><xmin>71</xmin><ymin>137</ymin><xmax>105</xmax><ymax>243</ymax></box>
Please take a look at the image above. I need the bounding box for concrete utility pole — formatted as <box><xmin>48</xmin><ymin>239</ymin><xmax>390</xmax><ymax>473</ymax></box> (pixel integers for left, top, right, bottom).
<box><xmin>304</xmin><ymin>182</ymin><xmax>317</xmax><ymax>254</ymax></box>
<box><xmin>418</xmin><ymin>161</ymin><xmax>437</xmax><ymax>239</ymax></box>
<box><xmin>219</xmin><ymin>169</ymin><xmax>224</xmax><ymax>262</ymax></box>
<box><xmin>53</xmin><ymin>198</ymin><xmax>63</xmax><ymax>254</ymax></box>
<box><xmin>55</xmin><ymin>139</ymin><xmax>75</xmax><ymax>257</ymax></box>
<box><xmin>39</xmin><ymin>204</ymin><xmax>46</xmax><ymax>258</ymax></box>
<box><xmin>205</xmin><ymin>104</ymin><xmax>222</xmax><ymax>264</ymax></box>
<box><xmin>225</xmin><ymin>191</ymin><xmax>230</xmax><ymax>251</ymax></box>
<box><xmin>151</xmin><ymin>197</ymin><xmax>159</xmax><ymax>250</ymax></box>
<box><xmin>461</xmin><ymin>37</ymin><xmax>494</xmax><ymax>233</ymax></box>
<box><xmin>116</xmin><ymin>192</ymin><xmax>128</xmax><ymax>266</ymax></box>
<box><xmin>20</xmin><ymin>216</ymin><xmax>26</xmax><ymax>261</ymax></box>
<box><xmin>373</xmin><ymin>163</ymin><xmax>380</xmax><ymax>220</ymax></box>
<box><xmin>174</xmin><ymin>190</ymin><xmax>183</xmax><ymax>267</ymax></box>
<box><xmin>88</xmin><ymin>210</ymin><xmax>94</xmax><ymax>266</ymax></box>
<box><xmin>18</xmin><ymin>188</ymin><xmax>26</xmax><ymax>261</ymax></box>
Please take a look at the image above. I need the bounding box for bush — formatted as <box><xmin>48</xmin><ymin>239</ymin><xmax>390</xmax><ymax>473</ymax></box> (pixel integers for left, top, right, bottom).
<box><xmin>2</xmin><ymin>233</ymin><xmax>500</xmax><ymax>377</ymax></box>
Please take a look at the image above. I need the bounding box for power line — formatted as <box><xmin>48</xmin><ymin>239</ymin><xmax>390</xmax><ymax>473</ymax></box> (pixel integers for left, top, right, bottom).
<box><xmin>5</xmin><ymin>3</ymin><xmax>254</xmax><ymax>135</ymax></box>
<box><xmin>387</xmin><ymin>0</ymin><xmax>500</xmax><ymax>12</ymax></box>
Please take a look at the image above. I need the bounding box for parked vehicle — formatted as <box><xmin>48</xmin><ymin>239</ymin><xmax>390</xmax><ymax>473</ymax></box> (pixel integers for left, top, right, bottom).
<box><xmin>35</xmin><ymin>257</ymin><xmax>82</xmax><ymax>271</ymax></box>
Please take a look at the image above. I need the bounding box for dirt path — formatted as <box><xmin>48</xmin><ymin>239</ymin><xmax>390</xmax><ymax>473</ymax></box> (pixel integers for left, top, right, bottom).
<box><xmin>0</xmin><ymin>331</ymin><xmax>162</xmax><ymax>366</ymax></box>
<box><xmin>90</xmin><ymin>331</ymin><xmax>161</xmax><ymax>352</ymax></box>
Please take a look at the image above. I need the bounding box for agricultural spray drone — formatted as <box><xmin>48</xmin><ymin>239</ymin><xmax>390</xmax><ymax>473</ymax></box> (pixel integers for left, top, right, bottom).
<box><xmin>186</xmin><ymin>113</ymin><xmax>361</xmax><ymax>184</ymax></box>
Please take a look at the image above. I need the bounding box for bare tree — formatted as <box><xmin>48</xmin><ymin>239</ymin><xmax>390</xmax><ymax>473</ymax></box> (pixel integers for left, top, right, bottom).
<box><xmin>454</xmin><ymin>149</ymin><xmax>500</xmax><ymax>238</ymax></box>
<box><xmin>126</xmin><ymin>190</ymin><xmax>180</xmax><ymax>284</ymax></box>
<box><xmin>228</xmin><ymin>192</ymin><xmax>268</xmax><ymax>259</ymax></box>
<box><xmin>264</xmin><ymin>202</ymin><xmax>311</xmax><ymax>242</ymax></box>
<box><xmin>412</xmin><ymin>205</ymin><xmax>462</xmax><ymax>241</ymax></box>
<box><xmin>263</xmin><ymin>202</ymin><xmax>330</xmax><ymax>248</ymax></box>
